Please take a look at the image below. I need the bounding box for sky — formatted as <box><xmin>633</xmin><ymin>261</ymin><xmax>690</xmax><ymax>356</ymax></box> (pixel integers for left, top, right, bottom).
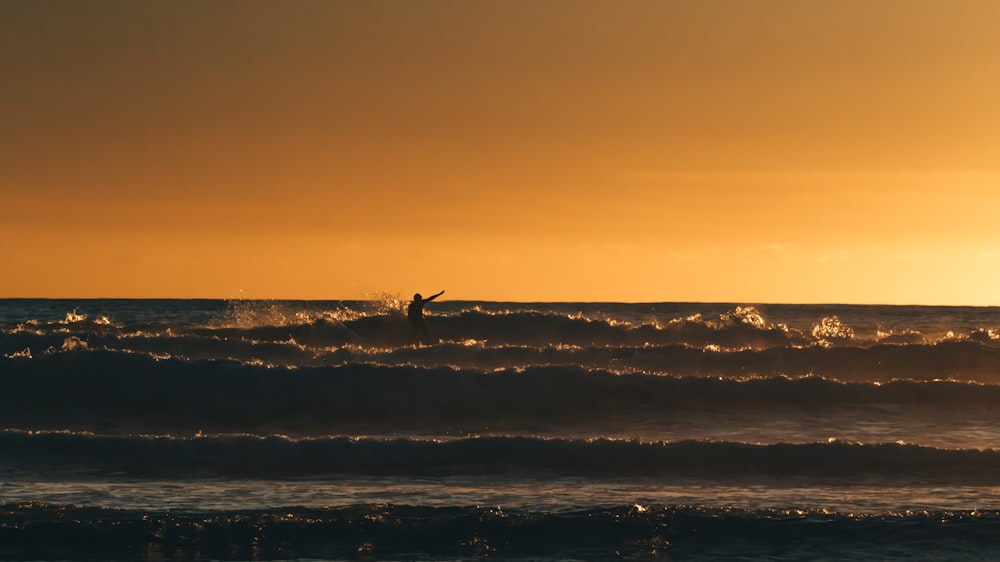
<box><xmin>2</xmin><ymin>0</ymin><xmax>999</xmax><ymax>304</ymax></box>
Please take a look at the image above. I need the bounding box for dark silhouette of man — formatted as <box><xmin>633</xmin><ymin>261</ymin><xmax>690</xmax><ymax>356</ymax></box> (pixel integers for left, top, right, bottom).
<box><xmin>408</xmin><ymin>290</ymin><xmax>444</xmax><ymax>344</ymax></box>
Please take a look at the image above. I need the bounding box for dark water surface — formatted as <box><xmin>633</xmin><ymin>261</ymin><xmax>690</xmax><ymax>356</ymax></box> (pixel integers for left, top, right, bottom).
<box><xmin>3</xmin><ymin>299</ymin><xmax>1000</xmax><ymax>560</ymax></box>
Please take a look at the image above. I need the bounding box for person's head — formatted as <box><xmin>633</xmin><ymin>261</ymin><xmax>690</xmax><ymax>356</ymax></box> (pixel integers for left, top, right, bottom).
<box><xmin>414</xmin><ymin>293</ymin><xmax>422</xmax><ymax>301</ymax></box>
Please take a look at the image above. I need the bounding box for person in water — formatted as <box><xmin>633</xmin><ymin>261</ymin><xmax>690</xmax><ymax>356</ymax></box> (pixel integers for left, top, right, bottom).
<box><xmin>408</xmin><ymin>290</ymin><xmax>444</xmax><ymax>344</ymax></box>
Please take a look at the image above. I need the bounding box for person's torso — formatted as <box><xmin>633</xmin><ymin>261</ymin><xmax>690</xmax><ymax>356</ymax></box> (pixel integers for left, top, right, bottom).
<box><xmin>408</xmin><ymin>301</ymin><xmax>422</xmax><ymax>321</ymax></box>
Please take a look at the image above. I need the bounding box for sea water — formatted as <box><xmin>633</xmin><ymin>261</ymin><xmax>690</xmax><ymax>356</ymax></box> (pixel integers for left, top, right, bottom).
<box><xmin>3</xmin><ymin>299</ymin><xmax>1000</xmax><ymax>560</ymax></box>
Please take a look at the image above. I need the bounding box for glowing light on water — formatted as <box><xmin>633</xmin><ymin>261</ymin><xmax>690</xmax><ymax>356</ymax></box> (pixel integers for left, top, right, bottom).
<box><xmin>875</xmin><ymin>327</ymin><xmax>925</xmax><ymax>344</ymax></box>
<box><xmin>366</xmin><ymin>292</ymin><xmax>406</xmax><ymax>316</ymax></box>
<box><xmin>3</xmin><ymin>347</ymin><xmax>31</xmax><ymax>359</ymax></box>
<box><xmin>728</xmin><ymin>306</ymin><xmax>767</xmax><ymax>329</ymax></box>
<box><xmin>59</xmin><ymin>336</ymin><xmax>88</xmax><ymax>351</ymax></box>
<box><xmin>61</xmin><ymin>309</ymin><xmax>87</xmax><ymax>323</ymax></box>
<box><xmin>811</xmin><ymin>316</ymin><xmax>855</xmax><ymax>340</ymax></box>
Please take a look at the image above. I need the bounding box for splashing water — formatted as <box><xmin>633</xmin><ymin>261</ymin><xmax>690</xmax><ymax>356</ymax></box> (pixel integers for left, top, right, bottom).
<box><xmin>812</xmin><ymin>316</ymin><xmax>855</xmax><ymax>340</ymax></box>
<box><xmin>62</xmin><ymin>309</ymin><xmax>87</xmax><ymax>323</ymax></box>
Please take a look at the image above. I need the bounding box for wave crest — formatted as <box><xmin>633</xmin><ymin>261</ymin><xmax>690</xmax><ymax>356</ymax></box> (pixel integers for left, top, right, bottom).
<box><xmin>3</xmin><ymin>431</ymin><xmax>1000</xmax><ymax>484</ymax></box>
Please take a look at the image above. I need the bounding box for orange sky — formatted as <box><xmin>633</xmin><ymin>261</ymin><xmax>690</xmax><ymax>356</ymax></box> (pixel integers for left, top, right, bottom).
<box><xmin>2</xmin><ymin>1</ymin><xmax>999</xmax><ymax>303</ymax></box>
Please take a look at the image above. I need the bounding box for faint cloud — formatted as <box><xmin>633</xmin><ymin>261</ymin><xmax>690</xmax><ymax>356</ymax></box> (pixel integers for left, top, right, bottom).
<box><xmin>896</xmin><ymin>253</ymin><xmax>925</xmax><ymax>262</ymax></box>
<box><xmin>982</xmin><ymin>251</ymin><xmax>995</xmax><ymax>259</ymax></box>
<box><xmin>810</xmin><ymin>250</ymin><xmax>850</xmax><ymax>263</ymax></box>
<box><xmin>749</xmin><ymin>243</ymin><xmax>799</xmax><ymax>259</ymax></box>
<box><xmin>657</xmin><ymin>250</ymin><xmax>705</xmax><ymax>262</ymax></box>
<box><xmin>746</xmin><ymin>244</ymin><xmax>849</xmax><ymax>263</ymax></box>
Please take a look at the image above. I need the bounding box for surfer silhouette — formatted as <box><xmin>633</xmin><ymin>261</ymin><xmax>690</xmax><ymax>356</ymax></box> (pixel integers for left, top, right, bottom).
<box><xmin>408</xmin><ymin>290</ymin><xmax>444</xmax><ymax>344</ymax></box>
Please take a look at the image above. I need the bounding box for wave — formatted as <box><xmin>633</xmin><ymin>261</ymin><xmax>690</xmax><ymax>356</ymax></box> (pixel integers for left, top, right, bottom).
<box><xmin>5</xmin><ymin>353</ymin><xmax>1000</xmax><ymax>436</ymax></box>
<box><xmin>3</xmin><ymin>502</ymin><xmax>1000</xmax><ymax>561</ymax></box>
<box><xmin>4</xmin><ymin>431</ymin><xmax>1000</xmax><ymax>483</ymax></box>
<box><xmin>7</xmin><ymin>303</ymin><xmax>1000</xmax><ymax>387</ymax></box>
<box><xmin>5</xmin><ymin>327</ymin><xmax>1000</xmax><ymax>383</ymax></box>
<box><xmin>0</xmin><ymin>307</ymin><xmax>803</xmax><ymax>354</ymax></box>
<box><xmin>351</xmin><ymin>338</ymin><xmax>1000</xmax><ymax>380</ymax></box>
<box><xmin>10</xmin><ymin>303</ymin><xmax>1000</xmax><ymax>351</ymax></box>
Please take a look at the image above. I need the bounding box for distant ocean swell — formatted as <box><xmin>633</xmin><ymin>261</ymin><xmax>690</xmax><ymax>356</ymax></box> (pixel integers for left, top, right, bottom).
<box><xmin>4</xmin><ymin>431</ymin><xmax>1000</xmax><ymax>483</ymax></box>
<box><xmin>3</xmin><ymin>502</ymin><xmax>1000</xmax><ymax>561</ymax></box>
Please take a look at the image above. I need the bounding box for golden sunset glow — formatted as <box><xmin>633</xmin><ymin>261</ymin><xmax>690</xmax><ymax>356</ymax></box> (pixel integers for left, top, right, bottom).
<box><xmin>2</xmin><ymin>1</ymin><xmax>999</xmax><ymax>303</ymax></box>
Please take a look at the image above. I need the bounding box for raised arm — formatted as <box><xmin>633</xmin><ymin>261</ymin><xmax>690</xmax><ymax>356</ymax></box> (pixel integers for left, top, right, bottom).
<box><xmin>426</xmin><ymin>290</ymin><xmax>445</xmax><ymax>302</ymax></box>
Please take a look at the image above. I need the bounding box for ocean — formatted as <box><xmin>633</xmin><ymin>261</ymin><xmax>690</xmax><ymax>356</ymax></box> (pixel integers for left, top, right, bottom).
<box><xmin>3</xmin><ymin>298</ymin><xmax>1000</xmax><ymax>560</ymax></box>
